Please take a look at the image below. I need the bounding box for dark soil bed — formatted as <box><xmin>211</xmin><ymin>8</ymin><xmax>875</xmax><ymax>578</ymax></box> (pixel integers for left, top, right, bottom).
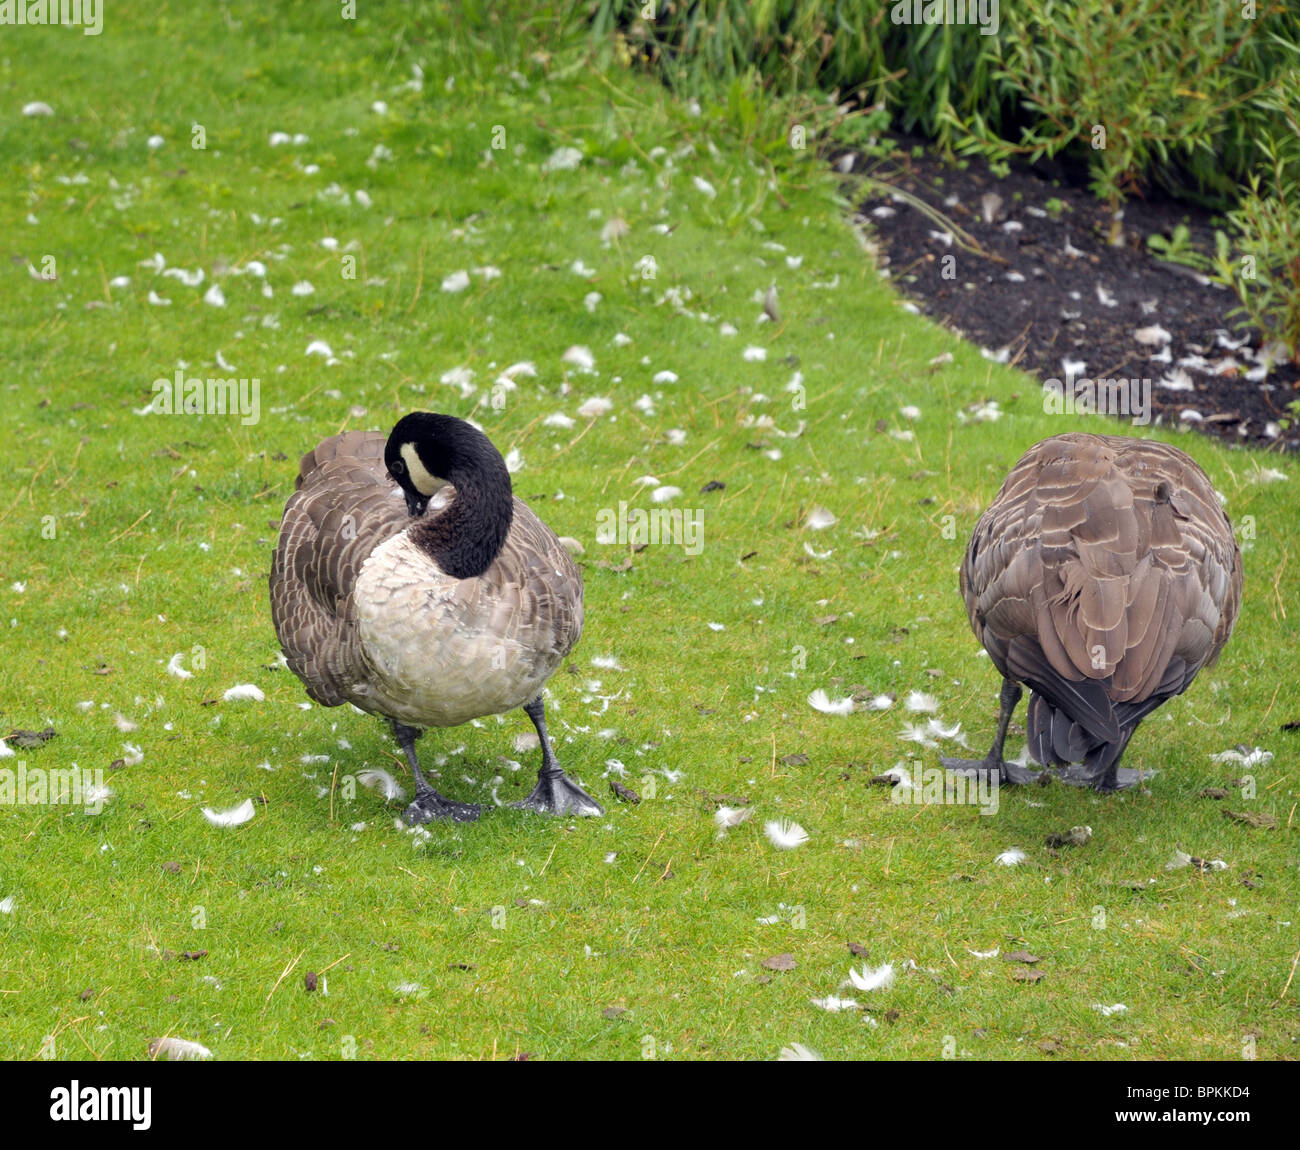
<box><xmin>846</xmin><ymin>136</ymin><xmax>1300</xmax><ymax>454</ymax></box>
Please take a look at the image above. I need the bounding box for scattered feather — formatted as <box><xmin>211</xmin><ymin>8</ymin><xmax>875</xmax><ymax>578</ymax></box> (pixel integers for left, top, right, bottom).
<box><xmin>714</xmin><ymin>806</ymin><xmax>753</xmax><ymax>830</ymax></box>
<box><xmin>765</xmin><ymin>818</ymin><xmax>809</xmax><ymax>850</ymax></box>
<box><xmin>149</xmin><ymin>1037</ymin><xmax>213</xmax><ymax>1061</ymax></box>
<box><xmin>811</xmin><ymin>996</ymin><xmax>860</xmax><ymax>1013</ymax></box>
<box><xmin>563</xmin><ymin>345</ymin><xmax>596</xmax><ymax>373</ymax></box>
<box><xmin>576</xmin><ymin>396</ymin><xmax>612</xmax><ymax>417</ymax></box>
<box><xmin>995</xmin><ymin>848</ymin><xmax>1026</xmax><ymax>867</ymax></box>
<box><xmin>1210</xmin><ymin>746</ymin><xmax>1273</xmax><ymax>767</ymax></box>
<box><xmin>541</xmin><ymin>146</ymin><xmax>583</xmax><ymax>173</ymax></box>
<box><xmin>201</xmin><ymin>799</ymin><xmax>256</xmax><ymax>827</ymax></box>
<box><xmin>223</xmin><ymin>684</ymin><xmax>265</xmax><ymax>703</ymax></box>
<box><xmin>165</xmin><ymin>653</ymin><xmax>193</xmax><ymax>679</ymax></box>
<box><xmin>358</xmin><ymin>768</ymin><xmax>405</xmax><ymax>802</ymax></box>
<box><xmin>778</xmin><ymin>1043</ymin><xmax>823</xmax><ymax>1061</ymax></box>
<box><xmin>847</xmin><ymin>963</ymin><xmax>895</xmax><ymax>992</ymax></box>
<box><xmin>904</xmin><ymin>691</ymin><xmax>939</xmax><ymax>714</ymax></box>
<box><xmin>808</xmin><ymin>689</ymin><xmax>854</xmax><ymax>716</ymax></box>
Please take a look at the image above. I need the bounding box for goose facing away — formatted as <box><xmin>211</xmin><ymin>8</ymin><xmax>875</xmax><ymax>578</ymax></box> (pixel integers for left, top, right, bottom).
<box><xmin>270</xmin><ymin>412</ymin><xmax>603</xmax><ymax>823</ymax></box>
<box><xmin>943</xmin><ymin>433</ymin><xmax>1242</xmax><ymax>792</ymax></box>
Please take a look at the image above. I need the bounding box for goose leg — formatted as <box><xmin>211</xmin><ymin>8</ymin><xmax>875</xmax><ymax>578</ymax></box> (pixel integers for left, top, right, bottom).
<box><xmin>392</xmin><ymin>721</ymin><xmax>482</xmax><ymax>824</ymax></box>
<box><xmin>511</xmin><ymin>695</ymin><xmax>604</xmax><ymax>816</ymax></box>
<box><xmin>1056</xmin><ymin>732</ymin><xmax>1152</xmax><ymax>792</ymax></box>
<box><xmin>940</xmin><ymin>678</ymin><xmax>1044</xmax><ymax>785</ymax></box>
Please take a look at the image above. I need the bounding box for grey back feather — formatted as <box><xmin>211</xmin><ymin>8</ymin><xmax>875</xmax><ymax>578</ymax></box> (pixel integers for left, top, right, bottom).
<box><xmin>961</xmin><ymin>433</ymin><xmax>1241</xmax><ymax>760</ymax></box>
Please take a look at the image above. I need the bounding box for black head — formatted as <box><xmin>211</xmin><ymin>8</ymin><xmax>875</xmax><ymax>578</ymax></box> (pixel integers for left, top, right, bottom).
<box><xmin>384</xmin><ymin>412</ymin><xmax>494</xmax><ymax>516</ymax></box>
<box><xmin>384</xmin><ymin>412</ymin><xmax>515</xmax><ymax>578</ymax></box>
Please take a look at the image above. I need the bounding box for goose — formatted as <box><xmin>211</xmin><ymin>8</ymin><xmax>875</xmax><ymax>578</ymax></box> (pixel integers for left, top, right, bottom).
<box><xmin>941</xmin><ymin>432</ymin><xmax>1242</xmax><ymax>791</ymax></box>
<box><xmin>270</xmin><ymin>411</ymin><xmax>603</xmax><ymax>823</ymax></box>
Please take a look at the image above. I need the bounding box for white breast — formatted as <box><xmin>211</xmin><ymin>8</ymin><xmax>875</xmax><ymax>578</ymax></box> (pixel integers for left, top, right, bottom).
<box><xmin>350</xmin><ymin>533</ymin><xmax>560</xmax><ymax>727</ymax></box>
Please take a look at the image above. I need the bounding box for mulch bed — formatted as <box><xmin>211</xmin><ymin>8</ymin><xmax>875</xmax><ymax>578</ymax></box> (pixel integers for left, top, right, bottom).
<box><xmin>844</xmin><ymin>136</ymin><xmax>1299</xmax><ymax>454</ymax></box>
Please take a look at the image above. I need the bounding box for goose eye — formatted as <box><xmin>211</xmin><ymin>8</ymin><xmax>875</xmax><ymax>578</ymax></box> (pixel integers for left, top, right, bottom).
<box><xmin>390</xmin><ymin>460</ymin><xmax>406</xmax><ymax>477</ymax></box>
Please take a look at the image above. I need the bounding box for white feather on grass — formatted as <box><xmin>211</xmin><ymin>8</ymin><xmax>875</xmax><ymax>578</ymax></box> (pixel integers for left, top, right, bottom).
<box><xmin>149</xmin><ymin>1036</ymin><xmax>213</xmax><ymax>1061</ymax></box>
<box><xmin>223</xmin><ymin>683</ymin><xmax>265</xmax><ymax>702</ymax></box>
<box><xmin>562</xmin><ymin>345</ymin><xmax>596</xmax><ymax>373</ymax></box>
<box><xmin>1210</xmin><ymin>746</ymin><xmax>1273</xmax><ymax>767</ymax></box>
<box><xmin>927</xmin><ymin>718</ymin><xmax>964</xmax><ymax>741</ymax></box>
<box><xmin>165</xmin><ymin>652</ymin><xmax>193</xmax><ymax>679</ymax></box>
<box><xmin>995</xmin><ymin>848</ymin><xmax>1026</xmax><ymax>867</ymax></box>
<box><xmin>113</xmin><ymin>713</ymin><xmax>138</xmax><ymax>732</ymax></box>
<box><xmin>0</xmin><ymin>738</ymin><xmax>13</xmax><ymax>758</ymax></box>
<box><xmin>576</xmin><ymin>396</ymin><xmax>612</xmax><ymax>418</ymax></box>
<box><xmin>898</xmin><ymin>722</ymin><xmax>938</xmax><ymax>749</ymax></box>
<box><xmin>201</xmin><ymin>799</ymin><xmax>256</xmax><ymax>827</ymax></box>
<box><xmin>847</xmin><ymin>963</ymin><xmax>895</xmax><ymax>992</ymax></box>
<box><xmin>692</xmin><ymin>175</ymin><xmax>717</xmax><ymax>199</ymax></box>
<box><xmin>714</xmin><ymin>805</ymin><xmax>753</xmax><ymax>830</ymax></box>
<box><xmin>358</xmin><ymin>768</ymin><xmax>405</xmax><ymax>803</ymax></box>
<box><xmin>808</xmin><ymin>689</ymin><xmax>854</xmax><ymax>716</ymax></box>
<box><xmin>863</xmin><ymin>695</ymin><xmax>894</xmax><ymax>712</ymax></box>
<box><xmin>764</xmin><ymin>818</ymin><xmax>809</xmax><ymax>850</ymax></box>
<box><xmin>84</xmin><ymin>783</ymin><xmax>115</xmax><ymax>807</ymax></box>
<box><xmin>968</xmin><ymin>948</ymin><xmax>999</xmax><ymax>959</ymax></box>
<box><xmin>811</xmin><ymin>996</ymin><xmax>860</xmax><ymax>1013</ymax></box>
<box><xmin>1092</xmin><ymin>1003</ymin><xmax>1128</xmax><ymax>1017</ymax></box>
<box><xmin>804</xmin><ymin>507</ymin><xmax>837</xmax><ymax>530</ymax></box>
<box><xmin>778</xmin><ymin>1043</ymin><xmax>823</xmax><ymax>1061</ymax></box>
<box><xmin>904</xmin><ymin>691</ymin><xmax>940</xmax><ymax>714</ymax></box>
<box><xmin>0</xmin><ymin>895</ymin><xmax>14</xmax><ymax>914</ymax></box>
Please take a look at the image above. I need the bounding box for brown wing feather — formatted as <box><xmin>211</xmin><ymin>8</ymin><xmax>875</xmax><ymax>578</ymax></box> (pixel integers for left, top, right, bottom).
<box><xmin>270</xmin><ymin>431</ymin><xmax>411</xmax><ymax>706</ymax></box>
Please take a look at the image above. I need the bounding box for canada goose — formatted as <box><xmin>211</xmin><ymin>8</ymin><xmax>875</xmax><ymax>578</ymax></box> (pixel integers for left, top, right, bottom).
<box><xmin>270</xmin><ymin>412</ymin><xmax>603</xmax><ymax>823</ymax></box>
<box><xmin>942</xmin><ymin>433</ymin><xmax>1242</xmax><ymax>791</ymax></box>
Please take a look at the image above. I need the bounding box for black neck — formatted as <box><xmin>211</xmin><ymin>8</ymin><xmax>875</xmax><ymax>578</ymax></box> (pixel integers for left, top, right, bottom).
<box><xmin>410</xmin><ymin>455</ymin><xmax>514</xmax><ymax>579</ymax></box>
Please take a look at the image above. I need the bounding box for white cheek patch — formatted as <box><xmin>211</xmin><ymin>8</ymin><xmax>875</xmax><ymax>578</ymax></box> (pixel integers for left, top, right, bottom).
<box><xmin>400</xmin><ymin>442</ymin><xmax>444</xmax><ymax>497</ymax></box>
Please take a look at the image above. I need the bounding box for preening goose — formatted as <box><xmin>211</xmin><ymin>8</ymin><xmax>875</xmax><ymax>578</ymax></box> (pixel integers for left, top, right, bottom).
<box><xmin>943</xmin><ymin>432</ymin><xmax>1242</xmax><ymax>791</ymax></box>
<box><xmin>270</xmin><ymin>412</ymin><xmax>603</xmax><ymax>823</ymax></box>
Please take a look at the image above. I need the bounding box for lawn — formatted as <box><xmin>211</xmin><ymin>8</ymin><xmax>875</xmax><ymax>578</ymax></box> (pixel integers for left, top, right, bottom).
<box><xmin>0</xmin><ymin>0</ymin><xmax>1296</xmax><ymax>1061</ymax></box>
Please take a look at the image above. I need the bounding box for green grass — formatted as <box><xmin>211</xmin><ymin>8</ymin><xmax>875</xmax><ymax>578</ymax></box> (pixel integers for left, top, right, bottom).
<box><xmin>1</xmin><ymin>1</ymin><xmax>1297</xmax><ymax>1062</ymax></box>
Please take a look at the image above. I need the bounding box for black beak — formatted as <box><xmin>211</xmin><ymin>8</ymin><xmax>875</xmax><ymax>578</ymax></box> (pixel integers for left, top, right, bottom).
<box><xmin>404</xmin><ymin>489</ymin><xmax>429</xmax><ymax>517</ymax></box>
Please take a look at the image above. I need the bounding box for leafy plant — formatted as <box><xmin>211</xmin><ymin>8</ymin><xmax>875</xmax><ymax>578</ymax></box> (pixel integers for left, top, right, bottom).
<box><xmin>1210</xmin><ymin>94</ymin><xmax>1300</xmax><ymax>359</ymax></box>
<box><xmin>1147</xmin><ymin>224</ymin><xmax>1211</xmax><ymax>272</ymax></box>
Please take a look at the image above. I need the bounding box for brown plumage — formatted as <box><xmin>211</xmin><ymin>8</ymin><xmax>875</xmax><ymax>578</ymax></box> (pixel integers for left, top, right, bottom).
<box><xmin>270</xmin><ymin>413</ymin><xmax>601</xmax><ymax>822</ymax></box>
<box><xmin>944</xmin><ymin>432</ymin><xmax>1242</xmax><ymax>791</ymax></box>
